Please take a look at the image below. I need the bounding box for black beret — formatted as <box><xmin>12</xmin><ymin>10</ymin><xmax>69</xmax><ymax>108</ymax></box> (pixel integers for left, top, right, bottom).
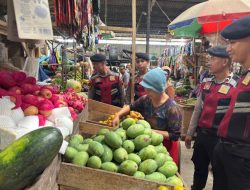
<box><xmin>136</xmin><ymin>52</ymin><xmax>149</xmax><ymax>61</ymax></box>
<box><xmin>90</xmin><ymin>54</ymin><xmax>106</xmax><ymax>63</ymax></box>
<box><xmin>221</xmin><ymin>16</ymin><xmax>250</xmax><ymax>40</ymax></box>
<box><xmin>207</xmin><ymin>46</ymin><xmax>229</xmax><ymax>58</ymax></box>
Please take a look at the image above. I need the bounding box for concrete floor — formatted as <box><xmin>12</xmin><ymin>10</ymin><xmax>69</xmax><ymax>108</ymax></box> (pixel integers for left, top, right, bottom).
<box><xmin>180</xmin><ymin>141</ymin><xmax>213</xmax><ymax>190</ymax></box>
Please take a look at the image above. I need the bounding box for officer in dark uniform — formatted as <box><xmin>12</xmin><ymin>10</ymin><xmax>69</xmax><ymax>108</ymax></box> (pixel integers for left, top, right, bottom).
<box><xmin>88</xmin><ymin>54</ymin><xmax>124</xmax><ymax>107</ymax></box>
<box><xmin>185</xmin><ymin>46</ymin><xmax>239</xmax><ymax>190</ymax></box>
<box><xmin>213</xmin><ymin>16</ymin><xmax>250</xmax><ymax>190</ymax></box>
<box><xmin>134</xmin><ymin>52</ymin><xmax>150</xmax><ymax>100</ymax></box>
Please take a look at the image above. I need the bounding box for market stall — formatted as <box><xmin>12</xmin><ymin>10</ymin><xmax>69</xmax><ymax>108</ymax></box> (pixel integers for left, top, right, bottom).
<box><xmin>59</xmin><ymin>111</ymin><xmax>187</xmax><ymax>190</ymax></box>
<box><xmin>0</xmin><ymin>0</ymin><xmax>190</xmax><ymax>189</ymax></box>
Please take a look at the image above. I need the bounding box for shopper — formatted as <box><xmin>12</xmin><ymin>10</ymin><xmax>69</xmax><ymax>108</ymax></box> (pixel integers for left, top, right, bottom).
<box><xmin>185</xmin><ymin>46</ymin><xmax>239</xmax><ymax>190</ymax></box>
<box><xmin>162</xmin><ymin>66</ymin><xmax>175</xmax><ymax>99</ymax></box>
<box><xmin>134</xmin><ymin>52</ymin><xmax>150</xmax><ymax>100</ymax></box>
<box><xmin>119</xmin><ymin>64</ymin><xmax>130</xmax><ymax>104</ymax></box>
<box><xmin>88</xmin><ymin>54</ymin><xmax>124</xmax><ymax>107</ymax></box>
<box><xmin>113</xmin><ymin>67</ymin><xmax>182</xmax><ymax>165</ymax></box>
<box><xmin>126</xmin><ymin>63</ymin><xmax>132</xmax><ymax>75</ymax></box>
<box><xmin>213</xmin><ymin>16</ymin><xmax>250</xmax><ymax>190</ymax></box>
<box><xmin>119</xmin><ymin>64</ymin><xmax>130</xmax><ymax>89</ymax></box>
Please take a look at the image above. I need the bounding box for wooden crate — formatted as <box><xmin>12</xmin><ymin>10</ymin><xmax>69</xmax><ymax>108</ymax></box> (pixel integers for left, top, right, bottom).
<box><xmin>178</xmin><ymin>104</ymin><xmax>194</xmax><ymax>139</ymax></box>
<box><xmin>82</xmin><ymin>99</ymin><xmax>121</xmax><ymax>122</ymax></box>
<box><xmin>58</xmin><ymin>163</ymin><xmax>188</xmax><ymax>190</ymax></box>
<box><xmin>72</xmin><ymin>109</ymin><xmax>87</xmax><ymax>135</ymax></box>
<box><xmin>79</xmin><ymin>121</ymin><xmax>117</xmax><ymax>137</ymax></box>
<box><xmin>25</xmin><ymin>154</ymin><xmax>61</xmax><ymax>190</ymax></box>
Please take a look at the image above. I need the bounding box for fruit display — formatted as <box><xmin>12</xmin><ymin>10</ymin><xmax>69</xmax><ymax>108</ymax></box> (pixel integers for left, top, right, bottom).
<box><xmin>66</xmin><ymin>79</ymin><xmax>82</xmax><ymax>93</ymax></box>
<box><xmin>0</xmin><ymin>70</ymin><xmax>87</xmax><ymax>117</ymax></box>
<box><xmin>0</xmin><ymin>127</ymin><xmax>63</xmax><ymax>190</ymax></box>
<box><xmin>64</xmin><ymin>117</ymin><xmax>183</xmax><ymax>187</ymax></box>
<box><xmin>126</xmin><ymin>111</ymin><xmax>144</xmax><ymax>121</ymax></box>
<box><xmin>176</xmin><ymin>98</ymin><xmax>196</xmax><ymax>107</ymax></box>
<box><xmin>99</xmin><ymin>111</ymin><xmax>144</xmax><ymax>127</ymax></box>
<box><xmin>99</xmin><ymin>114</ymin><xmax>116</xmax><ymax>127</ymax></box>
<box><xmin>0</xmin><ymin>70</ymin><xmax>87</xmax><ymax>149</ymax></box>
<box><xmin>175</xmin><ymin>87</ymin><xmax>188</xmax><ymax>97</ymax></box>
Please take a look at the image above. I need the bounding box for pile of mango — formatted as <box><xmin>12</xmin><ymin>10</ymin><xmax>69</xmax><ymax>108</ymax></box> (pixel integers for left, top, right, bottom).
<box><xmin>64</xmin><ymin>117</ymin><xmax>183</xmax><ymax>187</ymax></box>
<box><xmin>126</xmin><ymin>111</ymin><xmax>144</xmax><ymax>121</ymax></box>
<box><xmin>99</xmin><ymin>111</ymin><xmax>143</xmax><ymax>127</ymax></box>
<box><xmin>99</xmin><ymin>114</ymin><xmax>116</xmax><ymax>127</ymax></box>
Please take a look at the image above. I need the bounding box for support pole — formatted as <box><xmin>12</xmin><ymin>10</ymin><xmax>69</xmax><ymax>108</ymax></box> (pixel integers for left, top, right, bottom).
<box><xmin>192</xmin><ymin>38</ymin><xmax>198</xmax><ymax>85</ymax></box>
<box><xmin>131</xmin><ymin>0</ymin><xmax>136</xmax><ymax>103</ymax></box>
<box><xmin>146</xmin><ymin>0</ymin><xmax>151</xmax><ymax>55</ymax></box>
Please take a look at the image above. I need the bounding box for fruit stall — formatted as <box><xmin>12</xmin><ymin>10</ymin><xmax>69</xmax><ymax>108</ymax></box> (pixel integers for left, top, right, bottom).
<box><xmin>0</xmin><ymin>68</ymin><xmax>187</xmax><ymax>190</ymax></box>
<box><xmin>59</xmin><ymin>114</ymin><xmax>187</xmax><ymax>190</ymax></box>
<box><xmin>0</xmin><ymin>1</ymin><xmax>188</xmax><ymax>190</ymax></box>
<box><xmin>0</xmin><ymin>69</ymin><xmax>88</xmax><ymax>189</ymax></box>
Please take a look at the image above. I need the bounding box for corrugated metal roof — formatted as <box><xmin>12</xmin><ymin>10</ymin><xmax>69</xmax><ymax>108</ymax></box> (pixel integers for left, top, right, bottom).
<box><xmin>100</xmin><ymin>0</ymin><xmax>206</xmax><ymax>35</ymax></box>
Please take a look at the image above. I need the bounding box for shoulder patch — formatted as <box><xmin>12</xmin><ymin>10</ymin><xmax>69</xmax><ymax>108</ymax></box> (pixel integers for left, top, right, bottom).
<box><xmin>110</xmin><ymin>75</ymin><xmax>116</xmax><ymax>81</ymax></box>
<box><xmin>226</xmin><ymin>73</ymin><xmax>240</xmax><ymax>87</ymax></box>
<box><xmin>202</xmin><ymin>77</ymin><xmax>213</xmax><ymax>83</ymax></box>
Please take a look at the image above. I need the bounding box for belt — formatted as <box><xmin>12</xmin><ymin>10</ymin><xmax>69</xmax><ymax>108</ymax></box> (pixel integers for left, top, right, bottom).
<box><xmin>220</xmin><ymin>138</ymin><xmax>250</xmax><ymax>148</ymax></box>
<box><xmin>197</xmin><ymin>128</ymin><xmax>217</xmax><ymax>136</ymax></box>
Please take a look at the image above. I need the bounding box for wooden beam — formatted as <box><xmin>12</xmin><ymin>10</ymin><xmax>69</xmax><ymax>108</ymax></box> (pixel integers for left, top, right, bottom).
<box><xmin>99</xmin><ymin>26</ymin><xmax>133</xmax><ymax>33</ymax></box>
<box><xmin>130</xmin><ymin>0</ymin><xmax>136</xmax><ymax>103</ymax></box>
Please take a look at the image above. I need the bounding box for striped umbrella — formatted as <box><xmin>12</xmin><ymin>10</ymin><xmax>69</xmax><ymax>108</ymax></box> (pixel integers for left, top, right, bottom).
<box><xmin>168</xmin><ymin>0</ymin><xmax>250</xmax><ymax>38</ymax></box>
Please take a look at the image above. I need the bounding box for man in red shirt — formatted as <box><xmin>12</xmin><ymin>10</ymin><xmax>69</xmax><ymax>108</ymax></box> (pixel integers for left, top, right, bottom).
<box><xmin>185</xmin><ymin>46</ymin><xmax>239</xmax><ymax>190</ymax></box>
<box><xmin>134</xmin><ymin>53</ymin><xmax>150</xmax><ymax>100</ymax></box>
<box><xmin>213</xmin><ymin>16</ymin><xmax>250</xmax><ymax>190</ymax></box>
<box><xmin>88</xmin><ymin>54</ymin><xmax>124</xmax><ymax>107</ymax></box>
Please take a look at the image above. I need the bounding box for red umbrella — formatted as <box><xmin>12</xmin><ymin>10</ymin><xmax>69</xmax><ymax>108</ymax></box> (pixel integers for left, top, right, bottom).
<box><xmin>168</xmin><ymin>0</ymin><xmax>250</xmax><ymax>37</ymax></box>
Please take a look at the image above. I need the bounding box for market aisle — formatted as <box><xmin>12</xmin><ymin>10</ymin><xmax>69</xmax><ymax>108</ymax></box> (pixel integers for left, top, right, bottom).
<box><xmin>180</xmin><ymin>141</ymin><xmax>213</xmax><ymax>190</ymax></box>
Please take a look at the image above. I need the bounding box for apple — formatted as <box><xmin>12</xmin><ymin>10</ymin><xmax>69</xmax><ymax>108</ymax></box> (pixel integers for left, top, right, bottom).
<box><xmin>22</xmin><ymin>94</ymin><xmax>39</xmax><ymax>105</ymax></box>
<box><xmin>38</xmin><ymin>99</ymin><xmax>54</xmax><ymax>117</ymax></box>
<box><xmin>39</xmin><ymin>110</ymin><xmax>52</xmax><ymax>117</ymax></box>
<box><xmin>54</xmin><ymin>100</ymin><xmax>68</xmax><ymax>107</ymax></box>
<box><xmin>40</xmin><ymin>88</ymin><xmax>52</xmax><ymax>99</ymax></box>
<box><xmin>24</xmin><ymin>105</ymin><xmax>39</xmax><ymax>116</ymax></box>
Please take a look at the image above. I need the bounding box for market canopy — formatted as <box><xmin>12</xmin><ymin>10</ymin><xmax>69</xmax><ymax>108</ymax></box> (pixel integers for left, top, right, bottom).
<box><xmin>168</xmin><ymin>0</ymin><xmax>250</xmax><ymax>38</ymax></box>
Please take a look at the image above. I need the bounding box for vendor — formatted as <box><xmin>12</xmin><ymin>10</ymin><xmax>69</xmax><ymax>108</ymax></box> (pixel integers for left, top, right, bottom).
<box><xmin>119</xmin><ymin>64</ymin><xmax>130</xmax><ymax>104</ymax></box>
<box><xmin>88</xmin><ymin>54</ymin><xmax>124</xmax><ymax>107</ymax></box>
<box><xmin>134</xmin><ymin>53</ymin><xmax>150</xmax><ymax>100</ymax></box>
<box><xmin>213</xmin><ymin>16</ymin><xmax>250</xmax><ymax>190</ymax></box>
<box><xmin>162</xmin><ymin>66</ymin><xmax>175</xmax><ymax>99</ymax></box>
<box><xmin>113</xmin><ymin>67</ymin><xmax>182</xmax><ymax>165</ymax></box>
<box><xmin>185</xmin><ymin>46</ymin><xmax>239</xmax><ymax>190</ymax></box>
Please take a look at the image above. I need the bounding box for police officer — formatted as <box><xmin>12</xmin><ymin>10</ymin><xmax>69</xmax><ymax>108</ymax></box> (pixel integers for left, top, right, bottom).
<box><xmin>134</xmin><ymin>52</ymin><xmax>150</xmax><ymax>100</ymax></box>
<box><xmin>213</xmin><ymin>16</ymin><xmax>250</xmax><ymax>190</ymax></box>
<box><xmin>185</xmin><ymin>46</ymin><xmax>239</xmax><ymax>190</ymax></box>
<box><xmin>88</xmin><ymin>54</ymin><xmax>124</xmax><ymax>107</ymax></box>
